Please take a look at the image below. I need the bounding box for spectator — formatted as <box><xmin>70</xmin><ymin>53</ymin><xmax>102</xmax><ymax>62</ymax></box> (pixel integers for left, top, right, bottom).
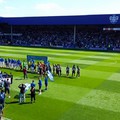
<box><xmin>18</xmin><ymin>84</ymin><xmax>26</xmax><ymax>103</ymax></box>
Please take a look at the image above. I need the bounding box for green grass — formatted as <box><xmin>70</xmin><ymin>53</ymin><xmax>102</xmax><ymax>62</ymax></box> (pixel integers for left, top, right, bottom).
<box><xmin>0</xmin><ymin>46</ymin><xmax>120</xmax><ymax>120</ymax></box>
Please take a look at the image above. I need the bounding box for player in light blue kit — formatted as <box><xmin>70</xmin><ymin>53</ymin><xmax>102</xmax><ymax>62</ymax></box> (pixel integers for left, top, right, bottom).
<box><xmin>38</xmin><ymin>77</ymin><xmax>42</xmax><ymax>95</ymax></box>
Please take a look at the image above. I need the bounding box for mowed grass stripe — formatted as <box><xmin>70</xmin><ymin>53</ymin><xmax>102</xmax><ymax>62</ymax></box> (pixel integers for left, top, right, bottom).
<box><xmin>0</xmin><ymin>46</ymin><xmax>120</xmax><ymax>120</ymax></box>
<box><xmin>5</xmin><ymin>69</ymin><xmax>115</xmax><ymax>107</ymax></box>
<box><xmin>11</xmin><ymin>80</ymin><xmax>119</xmax><ymax>115</ymax></box>
<box><xmin>78</xmin><ymin>69</ymin><xmax>113</xmax><ymax>79</ymax></box>
<box><xmin>0</xmin><ymin>48</ymin><xmax>109</xmax><ymax>60</ymax></box>
<box><xmin>61</xmin><ymin>66</ymin><xmax>116</xmax><ymax>77</ymax></box>
<box><xmin>86</xmin><ymin>55</ymin><xmax>112</xmax><ymax>59</ymax></box>
<box><xmin>50</xmin><ymin>61</ymin><xmax>90</xmax><ymax>68</ymax></box>
<box><xmin>97</xmin><ymin>61</ymin><xmax>120</xmax><ymax>68</ymax></box>
<box><xmin>1</xmin><ymin>67</ymin><xmax>112</xmax><ymax>90</ymax></box>
<box><xmin>1</xmin><ymin>46</ymin><xmax>119</xmax><ymax>57</ymax></box>
<box><xmin>84</xmin><ymin>54</ymin><xmax>120</xmax><ymax>70</ymax></box>
<box><xmin>108</xmin><ymin>73</ymin><xmax>120</xmax><ymax>82</ymax></box>
<box><xmin>0</xmin><ymin>52</ymin><xmax>119</xmax><ymax>68</ymax></box>
<box><xmin>0</xmin><ymin>46</ymin><xmax>100</xmax><ymax>55</ymax></box>
<box><xmin>54</xmin><ymin>76</ymin><xmax>110</xmax><ymax>89</ymax></box>
<box><xmin>92</xmin><ymin>54</ymin><xmax>119</xmax><ymax>69</ymax></box>
<box><xmin>1</xmin><ymin>46</ymin><xmax>119</xmax><ymax>61</ymax></box>
<box><xmin>12</xmin><ymin>82</ymin><xmax>90</xmax><ymax>104</ymax></box>
<box><xmin>5</xmin><ymin>91</ymin><xmax>74</xmax><ymax>120</ymax></box>
<box><xmin>0</xmin><ymin>49</ymin><xmax>97</xmax><ymax>60</ymax></box>
<box><xmin>72</xmin><ymin>59</ymin><xmax>98</xmax><ymax>65</ymax></box>
<box><xmin>59</xmin><ymin>101</ymin><xmax>120</xmax><ymax>120</ymax></box>
<box><xmin>1</xmin><ymin>54</ymin><xmax>118</xmax><ymax>79</ymax></box>
<box><xmin>0</xmin><ymin>49</ymin><xmax>73</xmax><ymax>56</ymax></box>
<box><xmin>86</xmin><ymin>65</ymin><xmax>120</xmax><ymax>72</ymax></box>
<box><xmin>52</xmin><ymin>57</ymin><xmax>110</xmax><ymax>65</ymax></box>
<box><xmin>0</xmin><ymin>53</ymin><xmax>26</xmax><ymax>58</ymax></box>
<box><xmin>96</xmin><ymin>80</ymin><xmax>120</xmax><ymax>93</ymax></box>
<box><xmin>0</xmin><ymin>51</ymin><xmax>111</xmax><ymax>66</ymax></box>
<box><xmin>1</xmin><ymin>47</ymin><xmax>118</xmax><ymax>61</ymax></box>
<box><xmin>1</xmin><ymin>47</ymin><xmax>119</xmax><ymax>63</ymax></box>
<box><xmin>77</xmin><ymin>89</ymin><xmax>120</xmax><ymax>113</ymax></box>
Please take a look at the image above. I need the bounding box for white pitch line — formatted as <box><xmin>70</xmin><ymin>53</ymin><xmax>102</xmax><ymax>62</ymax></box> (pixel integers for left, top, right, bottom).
<box><xmin>2</xmin><ymin>117</ymin><xmax>11</xmax><ymax>120</ymax></box>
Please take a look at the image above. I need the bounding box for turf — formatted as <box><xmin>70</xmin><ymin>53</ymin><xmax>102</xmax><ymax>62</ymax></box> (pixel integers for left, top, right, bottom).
<box><xmin>0</xmin><ymin>46</ymin><xmax>120</xmax><ymax>120</ymax></box>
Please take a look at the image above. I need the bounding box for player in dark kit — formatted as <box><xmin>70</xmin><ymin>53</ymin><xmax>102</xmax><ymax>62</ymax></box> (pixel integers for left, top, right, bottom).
<box><xmin>76</xmin><ymin>66</ymin><xmax>80</xmax><ymax>77</ymax></box>
<box><xmin>58</xmin><ymin>64</ymin><xmax>61</xmax><ymax>76</ymax></box>
<box><xmin>9</xmin><ymin>73</ymin><xmax>13</xmax><ymax>84</ymax></box>
<box><xmin>56</xmin><ymin>64</ymin><xmax>59</xmax><ymax>76</ymax></box>
<box><xmin>30</xmin><ymin>86</ymin><xmax>35</xmax><ymax>103</ymax></box>
<box><xmin>66</xmin><ymin>65</ymin><xmax>70</xmax><ymax>77</ymax></box>
<box><xmin>72</xmin><ymin>65</ymin><xmax>76</xmax><ymax>77</ymax></box>
<box><xmin>4</xmin><ymin>79</ymin><xmax>11</xmax><ymax>98</ymax></box>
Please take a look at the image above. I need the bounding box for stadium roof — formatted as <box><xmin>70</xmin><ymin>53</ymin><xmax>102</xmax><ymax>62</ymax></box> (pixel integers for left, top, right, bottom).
<box><xmin>0</xmin><ymin>14</ymin><xmax>120</xmax><ymax>25</ymax></box>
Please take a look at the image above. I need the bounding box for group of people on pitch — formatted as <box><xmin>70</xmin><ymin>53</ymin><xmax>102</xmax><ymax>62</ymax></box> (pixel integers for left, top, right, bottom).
<box><xmin>0</xmin><ymin>71</ymin><xmax>13</xmax><ymax>117</ymax></box>
<box><xmin>52</xmin><ymin>64</ymin><xmax>80</xmax><ymax>77</ymax></box>
<box><xmin>18</xmin><ymin>74</ymin><xmax>48</xmax><ymax>104</ymax></box>
<box><xmin>66</xmin><ymin>65</ymin><xmax>80</xmax><ymax>77</ymax></box>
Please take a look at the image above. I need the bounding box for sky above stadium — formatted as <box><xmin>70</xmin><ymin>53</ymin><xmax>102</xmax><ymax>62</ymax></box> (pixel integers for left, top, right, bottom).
<box><xmin>0</xmin><ymin>0</ymin><xmax>120</xmax><ymax>17</ymax></box>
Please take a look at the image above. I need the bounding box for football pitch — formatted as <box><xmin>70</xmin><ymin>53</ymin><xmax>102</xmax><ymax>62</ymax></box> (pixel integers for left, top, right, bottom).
<box><xmin>0</xmin><ymin>46</ymin><xmax>120</xmax><ymax>120</ymax></box>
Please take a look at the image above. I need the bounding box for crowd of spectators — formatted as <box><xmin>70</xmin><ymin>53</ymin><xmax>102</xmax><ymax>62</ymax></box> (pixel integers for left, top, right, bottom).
<box><xmin>0</xmin><ymin>25</ymin><xmax>120</xmax><ymax>51</ymax></box>
<box><xmin>76</xmin><ymin>30</ymin><xmax>120</xmax><ymax>51</ymax></box>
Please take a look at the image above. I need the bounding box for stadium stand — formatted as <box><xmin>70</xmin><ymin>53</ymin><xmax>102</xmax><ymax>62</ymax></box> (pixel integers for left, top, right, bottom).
<box><xmin>0</xmin><ymin>14</ymin><xmax>120</xmax><ymax>51</ymax></box>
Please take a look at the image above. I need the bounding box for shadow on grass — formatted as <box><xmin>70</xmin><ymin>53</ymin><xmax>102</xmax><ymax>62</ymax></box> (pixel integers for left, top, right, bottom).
<box><xmin>68</xmin><ymin>76</ymin><xmax>78</xmax><ymax>79</ymax></box>
<box><xmin>19</xmin><ymin>102</ymin><xmax>32</xmax><ymax>105</ymax></box>
<box><xmin>14</xmin><ymin>78</ymin><xmax>23</xmax><ymax>80</ymax></box>
<box><xmin>5</xmin><ymin>101</ymin><xmax>18</xmax><ymax>104</ymax></box>
<box><xmin>14</xmin><ymin>95</ymin><xmax>19</xmax><ymax>99</ymax></box>
<box><xmin>55</xmin><ymin>75</ymin><xmax>78</xmax><ymax>79</ymax></box>
<box><xmin>6</xmin><ymin>101</ymin><xmax>32</xmax><ymax>105</ymax></box>
<box><xmin>14</xmin><ymin>94</ymin><xmax>31</xmax><ymax>99</ymax></box>
<box><xmin>33</xmin><ymin>76</ymin><xmax>39</xmax><ymax>78</ymax></box>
